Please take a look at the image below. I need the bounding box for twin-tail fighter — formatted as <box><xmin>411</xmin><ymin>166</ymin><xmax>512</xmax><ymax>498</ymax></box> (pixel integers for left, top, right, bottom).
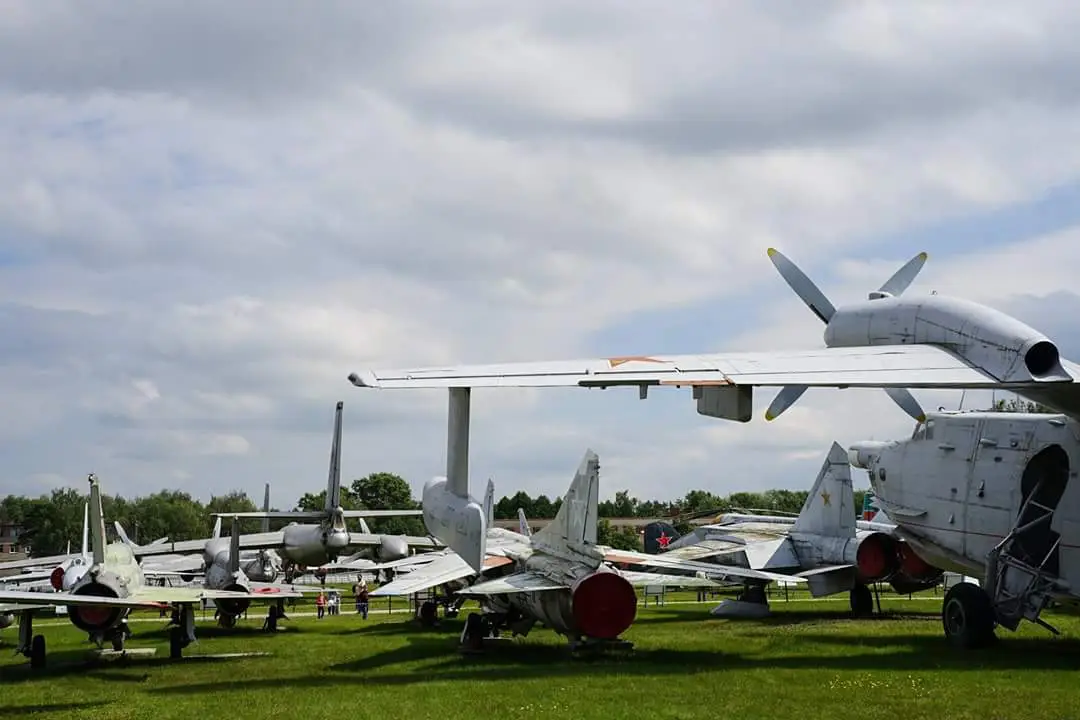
<box><xmin>0</xmin><ymin>475</ymin><xmax>293</xmax><ymax>668</ymax></box>
<box><xmin>643</xmin><ymin>442</ymin><xmax>944</xmax><ymax>618</ymax></box>
<box><xmin>380</xmin><ymin>449</ymin><xmax>799</xmax><ymax>652</ymax></box>
<box><xmin>849</xmin><ymin>406</ymin><xmax>1080</xmax><ymax>649</ymax></box>
<box><xmin>347</xmin><ymin>248</ymin><xmax>1080</xmax><ymax>426</ymax></box>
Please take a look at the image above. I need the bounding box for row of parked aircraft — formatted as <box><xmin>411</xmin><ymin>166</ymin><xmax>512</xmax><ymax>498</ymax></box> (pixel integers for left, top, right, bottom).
<box><xmin>345</xmin><ymin>247</ymin><xmax>1080</xmax><ymax>652</ymax></box>
<box><xmin>3</xmin><ymin>246</ymin><xmax>1077</xmax><ymax>664</ymax></box>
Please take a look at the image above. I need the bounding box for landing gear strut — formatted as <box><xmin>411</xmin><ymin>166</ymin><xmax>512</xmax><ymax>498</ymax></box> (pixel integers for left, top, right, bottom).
<box><xmin>17</xmin><ymin>611</ymin><xmax>46</xmax><ymax>669</ymax></box>
<box><xmin>942</xmin><ymin>582</ymin><xmax>996</xmax><ymax>649</ymax></box>
<box><xmin>167</xmin><ymin>604</ymin><xmax>196</xmax><ymax>659</ymax></box>
<box><xmin>849</xmin><ymin>584</ymin><xmax>874</xmax><ymax>617</ymax></box>
<box><xmin>459</xmin><ymin>612</ymin><xmax>495</xmax><ymax>654</ymax></box>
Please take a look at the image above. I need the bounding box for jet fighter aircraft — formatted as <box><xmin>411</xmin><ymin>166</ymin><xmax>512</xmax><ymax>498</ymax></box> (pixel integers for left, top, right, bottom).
<box><xmin>850</xmin><ymin>409</ymin><xmax>1080</xmax><ymax>648</ymax></box>
<box><xmin>384</xmin><ymin>449</ymin><xmax>799</xmax><ymax>651</ymax></box>
<box><xmin>0</xmin><ymin>474</ymin><xmax>291</xmax><ymax>668</ymax></box>
<box><xmin>347</xmin><ymin>248</ymin><xmax>1080</xmax><ymax>426</ymax></box>
<box><xmin>2</xmin><ymin>402</ymin><xmax>439</xmax><ymax>582</ymax></box>
<box><xmin>643</xmin><ymin>443</ymin><xmax>944</xmax><ymax>617</ymax></box>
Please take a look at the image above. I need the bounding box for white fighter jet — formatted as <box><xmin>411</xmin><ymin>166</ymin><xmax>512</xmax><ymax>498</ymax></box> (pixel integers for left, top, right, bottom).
<box><xmin>645</xmin><ymin>443</ymin><xmax>944</xmax><ymax>618</ymax></box>
<box><xmin>0</xmin><ymin>474</ymin><xmax>291</xmax><ymax>669</ymax></box>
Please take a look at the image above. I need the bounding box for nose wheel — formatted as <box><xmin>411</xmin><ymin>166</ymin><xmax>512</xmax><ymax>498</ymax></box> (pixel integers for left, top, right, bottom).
<box><xmin>942</xmin><ymin>582</ymin><xmax>996</xmax><ymax>649</ymax></box>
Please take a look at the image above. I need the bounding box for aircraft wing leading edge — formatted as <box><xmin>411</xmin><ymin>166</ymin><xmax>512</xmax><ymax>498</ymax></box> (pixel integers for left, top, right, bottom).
<box><xmin>349</xmin><ymin>345</ymin><xmax>1019</xmax><ymax>391</ymax></box>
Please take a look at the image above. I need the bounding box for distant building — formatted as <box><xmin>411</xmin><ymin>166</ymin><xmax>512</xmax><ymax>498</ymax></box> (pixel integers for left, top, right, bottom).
<box><xmin>0</xmin><ymin>521</ymin><xmax>23</xmax><ymax>554</ymax></box>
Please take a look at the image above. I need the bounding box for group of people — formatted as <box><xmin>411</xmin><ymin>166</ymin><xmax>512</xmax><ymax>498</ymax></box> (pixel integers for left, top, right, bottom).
<box><xmin>315</xmin><ymin>576</ymin><xmax>370</xmax><ymax>620</ymax></box>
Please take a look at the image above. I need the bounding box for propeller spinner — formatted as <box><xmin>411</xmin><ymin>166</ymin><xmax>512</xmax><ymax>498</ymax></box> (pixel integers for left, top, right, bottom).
<box><xmin>763</xmin><ymin>248</ymin><xmax>929</xmax><ymax>423</ymax></box>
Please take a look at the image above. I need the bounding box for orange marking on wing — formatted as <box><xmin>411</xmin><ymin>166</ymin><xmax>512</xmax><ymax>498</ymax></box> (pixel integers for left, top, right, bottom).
<box><xmin>483</xmin><ymin>556</ymin><xmax>513</xmax><ymax>569</ymax></box>
<box><xmin>607</xmin><ymin>356</ymin><xmax>664</xmax><ymax>367</ymax></box>
<box><xmin>659</xmin><ymin>379</ymin><xmax>733</xmax><ymax>386</ymax></box>
<box><xmin>604</xmin><ymin>552</ymin><xmax>639</xmax><ymax>564</ymax></box>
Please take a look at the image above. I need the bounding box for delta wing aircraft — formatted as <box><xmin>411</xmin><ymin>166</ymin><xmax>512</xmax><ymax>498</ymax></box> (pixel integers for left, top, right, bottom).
<box><xmin>642</xmin><ymin>443</ymin><xmax>944</xmax><ymax>618</ymax></box>
<box><xmin>0</xmin><ymin>475</ymin><xmax>285</xmax><ymax>668</ymax></box>
<box><xmin>383</xmin><ymin>449</ymin><xmax>799</xmax><ymax>651</ymax></box>
<box><xmin>347</xmin><ymin>248</ymin><xmax>1080</xmax><ymax>426</ymax></box>
<box><xmin>849</xmin><ymin>409</ymin><xmax>1080</xmax><ymax>649</ymax></box>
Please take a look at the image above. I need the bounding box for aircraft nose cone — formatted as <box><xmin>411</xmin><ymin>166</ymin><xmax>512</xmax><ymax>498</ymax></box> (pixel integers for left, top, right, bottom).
<box><xmin>848</xmin><ymin>441</ymin><xmax>889</xmax><ymax>470</ymax></box>
<box><xmin>380</xmin><ymin>536</ymin><xmax>409</xmax><ymax>562</ymax></box>
<box><xmin>326</xmin><ymin>529</ymin><xmax>349</xmax><ymax>551</ymax></box>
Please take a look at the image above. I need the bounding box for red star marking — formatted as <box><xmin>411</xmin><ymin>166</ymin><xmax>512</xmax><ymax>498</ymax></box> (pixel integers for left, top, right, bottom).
<box><xmin>657</xmin><ymin>531</ymin><xmax>671</xmax><ymax>548</ymax></box>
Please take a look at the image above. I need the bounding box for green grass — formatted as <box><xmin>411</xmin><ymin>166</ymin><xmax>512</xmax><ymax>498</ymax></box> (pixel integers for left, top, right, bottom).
<box><xmin>2</xmin><ymin>591</ymin><xmax>1079</xmax><ymax>720</ymax></box>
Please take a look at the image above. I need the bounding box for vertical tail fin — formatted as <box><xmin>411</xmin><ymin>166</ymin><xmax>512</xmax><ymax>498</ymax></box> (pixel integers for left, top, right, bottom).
<box><xmin>81</xmin><ymin>502</ymin><xmax>89</xmax><ymax>558</ymax></box>
<box><xmin>326</xmin><ymin>401</ymin><xmax>344</xmax><ymax>513</ymax></box>
<box><xmin>229</xmin><ymin>516</ymin><xmax>241</xmax><ymax>573</ymax></box>
<box><xmin>87</xmin><ymin>474</ymin><xmax>106</xmax><ymax>565</ymax></box>
<box><xmin>113</xmin><ymin>521</ymin><xmax>134</xmax><ymax>547</ymax></box>
<box><xmin>791</xmin><ymin>442</ymin><xmax>854</xmax><ymax>538</ymax></box>
<box><xmin>212</xmin><ymin>517</ymin><xmax>222</xmax><ymax>539</ymax></box>
<box><xmin>643</xmin><ymin>521</ymin><xmax>680</xmax><ymax>554</ymax></box>
<box><xmin>262</xmin><ymin>483</ymin><xmax>271</xmax><ymax>533</ymax></box>
<box><xmin>532</xmin><ymin>449</ymin><xmax>600</xmax><ymax>551</ymax></box>
<box><xmin>517</xmin><ymin>508</ymin><xmax>532</xmax><ymax>537</ymax></box>
<box><xmin>483</xmin><ymin>478</ymin><xmax>494</xmax><ymax>527</ymax></box>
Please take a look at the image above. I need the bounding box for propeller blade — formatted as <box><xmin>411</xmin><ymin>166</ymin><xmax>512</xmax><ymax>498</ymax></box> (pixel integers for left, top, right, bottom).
<box><xmin>883</xmin><ymin>387</ymin><xmax>926</xmax><ymax>423</ymax></box>
<box><xmin>764</xmin><ymin>385</ymin><xmax>809</xmax><ymax>421</ymax></box>
<box><xmin>878</xmin><ymin>251</ymin><xmax>928</xmax><ymax>296</ymax></box>
<box><xmin>767</xmin><ymin>248</ymin><xmax>836</xmax><ymax>323</ymax></box>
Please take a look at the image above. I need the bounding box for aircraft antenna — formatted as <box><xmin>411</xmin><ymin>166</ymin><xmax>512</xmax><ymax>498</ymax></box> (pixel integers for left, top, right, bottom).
<box><xmin>958</xmin><ymin>390</ymin><xmax>967</xmax><ymax>412</ymax></box>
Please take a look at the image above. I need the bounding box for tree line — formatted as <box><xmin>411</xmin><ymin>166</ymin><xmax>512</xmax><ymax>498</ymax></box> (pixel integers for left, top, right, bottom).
<box><xmin>1</xmin><ymin>472</ymin><xmax>424</xmax><ymax>557</ymax></box>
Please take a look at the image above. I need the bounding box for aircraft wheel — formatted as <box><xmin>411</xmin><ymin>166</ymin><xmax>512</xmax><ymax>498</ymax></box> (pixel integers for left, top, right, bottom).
<box><xmin>850</xmin><ymin>584</ymin><xmax>874</xmax><ymax>617</ymax></box>
<box><xmin>460</xmin><ymin>613</ymin><xmax>489</xmax><ymax>652</ymax></box>
<box><xmin>942</xmin><ymin>582</ymin><xmax>995</xmax><ymax>649</ymax></box>
<box><xmin>29</xmin><ymin>634</ymin><xmax>46</xmax><ymax>669</ymax></box>
<box><xmin>419</xmin><ymin>601</ymin><xmax>438</xmax><ymax>627</ymax></box>
<box><xmin>111</xmin><ymin>633</ymin><xmax>126</xmax><ymax>652</ymax></box>
<box><xmin>741</xmin><ymin>584</ymin><xmax>767</xmax><ymax>605</ymax></box>
<box><xmin>169</xmin><ymin>627</ymin><xmax>184</xmax><ymax>659</ymax></box>
<box><xmin>219</xmin><ymin>613</ymin><xmax>237</xmax><ymax>629</ymax></box>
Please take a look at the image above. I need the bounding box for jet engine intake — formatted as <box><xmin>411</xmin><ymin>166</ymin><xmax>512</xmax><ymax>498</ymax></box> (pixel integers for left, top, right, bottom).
<box><xmin>855</xmin><ymin>532</ymin><xmax>899</xmax><ymax>582</ymax></box>
<box><xmin>69</xmin><ymin>579</ymin><xmax>127</xmax><ymax>632</ymax></box>
<box><xmin>570</xmin><ymin>570</ymin><xmax>637</xmax><ymax>640</ymax></box>
<box><xmin>216</xmin><ymin>583</ymin><xmax>251</xmax><ymax>617</ymax></box>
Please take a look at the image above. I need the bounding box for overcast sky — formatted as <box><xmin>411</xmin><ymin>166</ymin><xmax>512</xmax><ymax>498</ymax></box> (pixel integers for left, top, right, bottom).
<box><xmin>2</xmin><ymin>1</ymin><xmax>1080</xmax><ymax>508</ymax></box>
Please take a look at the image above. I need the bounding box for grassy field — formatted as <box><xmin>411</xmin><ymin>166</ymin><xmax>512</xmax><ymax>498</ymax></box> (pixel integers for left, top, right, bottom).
<box><xmin>2</xmin><ymin>590</ymin><xmax>1079</xmax><ymax>720</ymax></box>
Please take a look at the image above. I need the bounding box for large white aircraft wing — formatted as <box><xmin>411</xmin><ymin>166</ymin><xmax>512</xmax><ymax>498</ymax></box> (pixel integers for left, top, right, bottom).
<box><xmin>349</xmin><ymin>345</ymin><xmax>1005</xmax><ymax>391</ymax></box>
<box><xmin>0</xmin><ymin>586</ymin><xmax>259</xmax><ymax>609</ymax></box>
<box><xmin>347</xmin><ymin>533</ymin><xmax>441</xmax><ymax>549</ymax></box>
<box><xmin>455</xmin><ymin>572</ymin><xmax>566</xmax><ymax>596</ymax></box>
<box><xmin>603</xmin><ymin>548</ymin><xmax>804</xmax><ymax>584</ymax></box>
<box><xmin>370</xmin><ymin>552</ymin><xmax>513</xmax><ymax>596</ymax></box>
<box><xmin>618</xmin><ymin>570</ymin><xmax>723</xmax><ymax>588</ymax></box>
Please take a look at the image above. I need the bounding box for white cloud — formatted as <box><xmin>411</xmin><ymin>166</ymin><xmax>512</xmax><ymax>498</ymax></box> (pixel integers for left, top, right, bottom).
<box><xmin>1</xmin><ymin>2</ymin><xmax>1079</xmax><ymax>508</ymax></box>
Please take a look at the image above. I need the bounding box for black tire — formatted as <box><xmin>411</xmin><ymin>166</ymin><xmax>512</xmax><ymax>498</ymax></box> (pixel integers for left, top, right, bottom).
<box><xmin>29</xmin><ymin>634</ymin><xmax>45</xmax><ymax>669</ymax></box>
<box><xmin>169</xmin><ymin>627</ymin><xmax>184</xmax><ymax>659</ymax></box>
<box><xmin>419</xmin><ymin>601</ymin><xmax>438</xmax><ymax>627</ymax></box>
<box><xmin>741</xmin><ymin>584</ymin><xmax>767</xmax><ymax>605</ymax></box>
<box><xmin>460</xmin><ymin>612</ymin><xmax>487</xmax><ymax>652</ymax></box>
<box><xmin>850</xmin><ymin>584</ymin><xmax>874</xmax><ymax>617</ymax></box>
<box><xmin>111</xmin><ymin>633</ymin><xmax>125</xmax><ymax>652</ymax></box>
<box><xmin>942</xmin><ymin>582</ymin><xmax>996</xmax><ymax>649</ymax></box>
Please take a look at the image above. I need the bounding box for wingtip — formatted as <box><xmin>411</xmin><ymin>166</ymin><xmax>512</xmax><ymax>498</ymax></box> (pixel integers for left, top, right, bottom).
<box><xmin>764</xmin><ymin>411</ymin><xmax>776</xmax><ymax>421</ymax></box>
<box><xmin>347</xmin><ymin>371</ymin><xmax>378</xmax><ymax>388</ymax></box>
<box><xmin>766</xmin><ymin>247</ymin><xmax>777</xmax><ymax>258</ymax></box>
<box><xmin>918</xmin><ymin>251</ymin><xmax>928</xmax><ymax>261</ymax></box>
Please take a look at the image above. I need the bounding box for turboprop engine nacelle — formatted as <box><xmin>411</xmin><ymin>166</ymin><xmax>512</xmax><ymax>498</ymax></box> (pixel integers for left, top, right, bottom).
<box><xmin>68</xmin><ymin>573</ymin><xmax>130</xmax><ymax>633</ymax></box>
<box><xmin>282</xmin><ymin>522</ymin><xmax>348</xmax><ymax>566</ymax></box>
<box><xmin>824</xmin><ymin>295</ymin><xmax>1068</xmax><ymax>384</ymax></box>
<box><xmin>422</xmin><ymin>476</ymin><xmax>485</xmax><ymax>573</ymax></box>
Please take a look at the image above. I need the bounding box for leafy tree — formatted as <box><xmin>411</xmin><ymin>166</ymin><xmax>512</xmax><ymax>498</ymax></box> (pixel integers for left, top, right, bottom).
<box><xmin>596</xmin><ymin>519</ymin><xmax>642</xmax><ymax>551</ymax></box>
<box><xmin>206</xmin><ymin>491</ymin><xmax>260</xmax><ymax>534</ymax></box>
<box><xmin>989</xmin><ymin>397</ymin><xmax>1056</xmax><ymax>413</ymax></box>
<box><xmin>350</xmin><ymin>472</ymin><xmax>424</xmax><ymax>536</ymax></box>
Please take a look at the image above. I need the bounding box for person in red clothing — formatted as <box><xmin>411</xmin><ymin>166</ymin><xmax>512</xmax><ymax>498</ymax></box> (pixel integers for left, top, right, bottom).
<box><xmin>315</xmin><ymin>591</ymin><xmax>327</xmax><ymax>619</ymax></box>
